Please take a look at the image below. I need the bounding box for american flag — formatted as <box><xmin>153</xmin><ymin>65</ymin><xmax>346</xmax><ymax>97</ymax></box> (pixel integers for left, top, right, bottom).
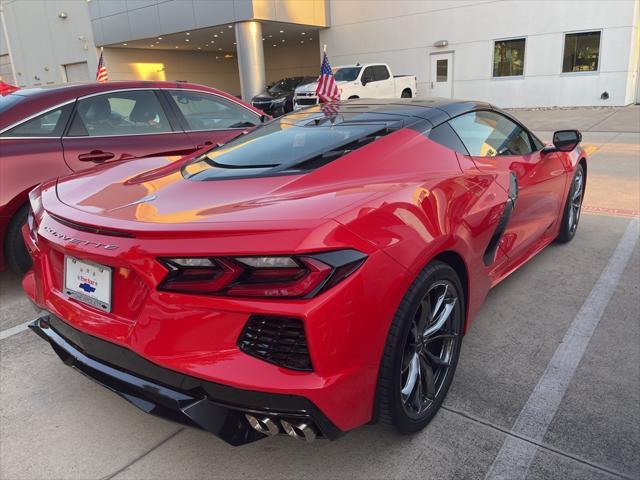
<box><xmin>96</xmin><ymin>50</ymin><xmax>109</xmax><ymax>83</ymax></box>
<box><xmin>315</xmin><ymin>52</ymin><xmax>340</xmax><ymax>103</ymax></box>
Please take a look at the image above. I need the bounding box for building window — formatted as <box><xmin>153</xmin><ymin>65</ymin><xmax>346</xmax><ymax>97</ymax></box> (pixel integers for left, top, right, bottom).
<box><xmin>493</xmin><ymin>39</ymin><xmax>525</xmax><ymax>77</ymax></box>
<box><xmin>436</xmin><ymin>59</ymin><xmax>448</xmax><ymax>82</ymax></box>
<box><xmin>563</xmin><ymin>31</ymin><xmax>601</xmax><ymax>72</ymax></box>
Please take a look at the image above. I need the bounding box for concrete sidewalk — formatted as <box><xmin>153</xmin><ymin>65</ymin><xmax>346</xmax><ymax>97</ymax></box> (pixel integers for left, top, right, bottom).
<box><xmin>508</xmin><ymin>105</ymin><xmax>640</xmax><ymax>133</ymax></box>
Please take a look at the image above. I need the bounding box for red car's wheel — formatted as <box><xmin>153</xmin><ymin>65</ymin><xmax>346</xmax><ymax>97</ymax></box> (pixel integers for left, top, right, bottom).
<box><xmin>377</xmin><ymin>260</ymin><xmax>464</xmax><ymax>433</ymax></box>
<box><xmin>556</xmin><ymin>164</ymin><xmax>585</xmax><ymax>243</ymax></box>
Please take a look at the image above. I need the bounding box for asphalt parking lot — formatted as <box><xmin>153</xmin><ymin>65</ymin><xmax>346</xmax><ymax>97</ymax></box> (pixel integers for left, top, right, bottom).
<box><xmin>1</xmin><ymin>105</ymin><xmax>638</xmax><ymax>480</ymax></box>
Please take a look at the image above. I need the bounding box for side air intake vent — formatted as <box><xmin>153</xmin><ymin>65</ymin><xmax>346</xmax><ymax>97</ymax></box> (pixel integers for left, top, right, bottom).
<box><xmin>238</xmin><ymin>315</ymin><xmax>312</xmax><ymax>371</ymax></box>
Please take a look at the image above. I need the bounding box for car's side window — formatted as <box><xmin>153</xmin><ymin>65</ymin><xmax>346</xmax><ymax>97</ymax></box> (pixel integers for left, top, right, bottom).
<box><xmin>428</xmin><ymin>122</ymin><xmax>469</xmax><ymax>155</ymax></box>
<box><xmin>67</xmin><ymin>90</ymin><xmax>172</xmax><ymax>137</ymax></box>
<box><xmin>1</xmin><ymin>104</ymin><xmax>73</xmax><ymax>137</ymax></box>
<box><xmin>361</xmin><ymin>67</ymin><xmax>375</xmax><ymax>84</ymax></box>
<box><xmin>167</xmin><ymin>91</ymin><xmax>260</xmax><ymax>131</ymax></box>
<box><xmin>449</xmin><ymin>110</ymin><xmax>534</xmax><ymax>157</ymax></box>
<box><xmin>373</xmin><ymin>65</ymin><xmax>390</xmax><ymax>81</ymax></box>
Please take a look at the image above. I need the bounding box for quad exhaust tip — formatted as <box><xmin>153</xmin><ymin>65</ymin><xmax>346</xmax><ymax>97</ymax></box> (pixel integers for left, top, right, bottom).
<box><xmin>245</xmin><ymin>414</ymin><xmax>317</xmax><ymax>442</ymax></box>
<box><xmin>245</xmin><ymin>414</ymin><xmax>280</xmax><ymax>436</ymax></box>
<box><xmin>280</xmin><ymin>419</ymin><xmax>317</xmax><ymax>443</ymax></box>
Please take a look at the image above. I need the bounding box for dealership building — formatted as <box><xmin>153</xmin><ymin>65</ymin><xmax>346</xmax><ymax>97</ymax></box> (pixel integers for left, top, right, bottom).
<box><xmin>1</xmin><ymin>0</ymin><xmax>638</xmax><ymax>107</ymax></box>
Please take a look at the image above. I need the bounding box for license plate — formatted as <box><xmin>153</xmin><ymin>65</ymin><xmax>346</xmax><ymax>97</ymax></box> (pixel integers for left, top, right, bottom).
<box><xmin>64</xmin><ymin>256</ymin><xmax>112</xmax><ymax>312</ymax></box>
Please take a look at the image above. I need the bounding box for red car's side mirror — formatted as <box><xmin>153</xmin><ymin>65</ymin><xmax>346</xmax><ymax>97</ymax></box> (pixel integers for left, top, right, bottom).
<box><xmin>543</xmin><ymin>129</ymin><xmax>582</xmax><ymax>154</ymax></box>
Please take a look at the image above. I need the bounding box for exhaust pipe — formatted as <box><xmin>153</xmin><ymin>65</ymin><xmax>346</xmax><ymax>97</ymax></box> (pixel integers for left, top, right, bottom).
<box><xmin>245</xmin><ymin>414</ymin><xmax>280</xmax><ymax>436</ymax></box>
<box><xmin>280</xmin><ymin>419</ymin><xmax>317</xmax><ymax>443</ymax></box>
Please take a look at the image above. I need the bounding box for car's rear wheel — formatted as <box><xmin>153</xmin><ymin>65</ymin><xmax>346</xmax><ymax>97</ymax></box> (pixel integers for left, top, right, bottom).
<box><xmin>556</xmin><ymin>164</ymin><xmax>585</xmax><ymax>243</ymax></box>
<box><xmin>401</xmin><ymin>89</ymin><xmax>412</xmax><ymax>98</ymax></box>
<box><xmin>4</xmin><ymin>204</ymin><xmax>32</xmax><ymax>275</ymax></box>
<box><xmin>376</xmin><ymin>260</ymin><xmax>464</xmax><ymax>433</ymax></box>
<box><xmin>284</xmin><ymin>100</ymin><xmax>293</xmax><ymax>113</ymax></box>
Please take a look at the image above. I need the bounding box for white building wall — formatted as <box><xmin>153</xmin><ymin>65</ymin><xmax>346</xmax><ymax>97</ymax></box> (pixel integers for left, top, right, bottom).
<box><xmin>320</xmin><ymin>0</ymin><xmax>639</xmax><ymax>107</ymax></box>
<box><xmin>0</xmin><ymin>0</ymin><xmax>98</xmax><ymax>88</ymax></box>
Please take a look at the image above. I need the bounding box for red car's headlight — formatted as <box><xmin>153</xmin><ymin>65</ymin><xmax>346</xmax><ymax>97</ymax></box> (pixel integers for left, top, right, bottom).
<box><xmin>158</xmin><ymin>250</ymin><xmax>366</xmax><ymax>298</ymax></box>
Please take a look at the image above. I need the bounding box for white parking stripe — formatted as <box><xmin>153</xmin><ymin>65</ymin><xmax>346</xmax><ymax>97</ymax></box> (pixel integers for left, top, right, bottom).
<box><xmin>485</xmin><ymin>217</ymin><xmax>640</xmax><ymax>480</ymax></box>
<box><xmin>0</xmin><ymin>320</ymin><xmax>33</xmax><ymax>341</ymax></box>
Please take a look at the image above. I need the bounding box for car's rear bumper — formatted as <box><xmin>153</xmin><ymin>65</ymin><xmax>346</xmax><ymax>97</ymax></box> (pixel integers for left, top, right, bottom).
<box><xmin>29</xmin><ymin>312</ymin><xmax>342</xmax><ymax>446</ymax></box>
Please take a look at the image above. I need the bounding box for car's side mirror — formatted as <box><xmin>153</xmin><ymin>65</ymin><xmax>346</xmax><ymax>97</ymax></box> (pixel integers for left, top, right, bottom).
<box><xmin>544</xmin><ymin>129</ymin><xmax>582</xmax><ymax>153</ymax></box>
<box><xmin>361</xmin><ymin>77</ymin><xmax>372</xmax><ymax>86</ymax></box>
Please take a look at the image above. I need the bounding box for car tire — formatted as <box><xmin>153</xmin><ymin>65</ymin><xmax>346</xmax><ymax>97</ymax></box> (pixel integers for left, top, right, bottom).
<box><xmin>4</xmin><ymin>204</ymin><xmax>32</xmax><ymax>275</ymax></box>
<box><xmin>284</xmin><ymin>100</ymin><xmax>293</xmax><ymax>113</ymax></box>
<box><xmin>376</xmin><ymin>260</ymin><xmax>464</xmax><ymax>433</ymax></box>
<box><xmin>401</xmin><ymin>89</ymin><xmax>412</xmax><ymax>98</ymax></box>
<box><xmin>556</xmin><ymin>163</ymin><xmax>585</xmax><ymax>244</ymax></box>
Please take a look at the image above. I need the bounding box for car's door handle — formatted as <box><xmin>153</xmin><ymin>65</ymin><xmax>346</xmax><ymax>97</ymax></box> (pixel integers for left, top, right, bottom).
<box><xmin>196</xmin><ymin>141</ymin><xmax>213</xmax><ymax>149</ymax></box>
<box><xmin>78</xmin><ymin>150</ymin><xmax>115</xmax><ymax>162</ymax></box>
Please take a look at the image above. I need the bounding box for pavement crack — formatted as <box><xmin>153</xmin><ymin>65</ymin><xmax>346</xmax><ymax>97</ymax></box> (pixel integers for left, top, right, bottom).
<box><xmin>441</xmin><ymin>405</ymin><xmax>635</xmax><ymax>480</ymax></box>
<box><xmin>101</xmin><ymin>427</ymin><xmax>185</xmax><ymax>480</ymax></box>
<box><xmin>586</xmin><ymin>109</ymin><xmax>623</xmax><ymax>132</ymax></box>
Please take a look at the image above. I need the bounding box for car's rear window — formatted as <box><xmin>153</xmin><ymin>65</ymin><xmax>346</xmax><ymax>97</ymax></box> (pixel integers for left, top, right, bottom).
<box><xmin>182</xmin><ymin>113</ymin><xmax>407</xmax><ymax>180</ymax></box>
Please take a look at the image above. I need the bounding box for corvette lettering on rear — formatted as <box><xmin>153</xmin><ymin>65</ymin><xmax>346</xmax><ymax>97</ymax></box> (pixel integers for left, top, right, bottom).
<box><xmin>42</xmin><ymin>225</ymin><xmax>119</xmax><ymax>250</ymax></box>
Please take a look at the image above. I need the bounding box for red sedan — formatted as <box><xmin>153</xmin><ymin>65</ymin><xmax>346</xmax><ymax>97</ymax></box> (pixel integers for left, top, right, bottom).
<box><xmin>0</xmin><ymin>81</ymin><xmax>265</xmax><ymax>273</ymax></box>
<box><xmin>24</xmin><ymin>100</ymin><xmax>586</xmax><ymax>445</ymax></box>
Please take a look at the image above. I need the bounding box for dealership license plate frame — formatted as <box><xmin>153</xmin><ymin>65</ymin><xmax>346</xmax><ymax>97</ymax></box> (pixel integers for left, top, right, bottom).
<box><xmin>64</xmin><ymin>256</ymin><xmax>113</xmax><ymax>313</ymax></box>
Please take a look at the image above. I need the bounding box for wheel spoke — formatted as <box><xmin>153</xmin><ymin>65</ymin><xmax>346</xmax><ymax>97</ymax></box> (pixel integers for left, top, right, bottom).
<box><xmin>573</xmin><ymin>188</ymin><xmax>582</xmax><ymax>201</ymax></box>
<box><xmin>415</xmin><ymin>298</ymin><xmax>431</xmax><ymax>337</ymax></box>
<box><xmin>424</xmin><ymin>298</ymin><xmax>457</xmax><ymax>338</ymax></box>
<box><xmin>411</xmin><ymin>361</ymin><xmax>424</xmax><ymax>411</ymax></box>
<box><xmin>431</xmin><ymin>284</ymin><xmax>448</xmax><ymax>321</ymax></box>
<box><xmin>568</xmin><ymin>207</ymin><xmax>575</xmax><ymax>230</ymax></box>
<box><xmin>401</xmin><ymin>352</ymin><xmax>420</xmax><ymax>398</ymax></box>
<box><xmin>420</xmin><ymin>355</ymin><xmax>436</xmax><ymax>400</ymax></box>
<box><xmin>425</xmin><ymin>332</ymin><xmax>458</xmax><ymax>344</ymax></box>
<box><xmin>424</xmin><ymin>349</ymin><xmax>451</xmax><ymax>368</ymax></box>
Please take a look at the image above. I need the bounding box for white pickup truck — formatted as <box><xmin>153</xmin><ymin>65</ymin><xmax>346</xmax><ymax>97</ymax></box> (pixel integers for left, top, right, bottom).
<box><xmin>293</xmin><ymin>63</ymin><xmax>417</xmax><ymax>110</ymax></box>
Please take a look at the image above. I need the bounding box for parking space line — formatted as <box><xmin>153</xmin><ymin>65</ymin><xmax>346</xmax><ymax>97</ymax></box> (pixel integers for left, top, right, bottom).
<box><xmin>583</xmin><ymin>205</ymin><xmax>640</xmax><ymax>218</ymax></box>
<box><xmin>442</xmin><ymin>406</ymin><xmax>634</xmax><ymax>480</ymax></box>
<box><xmin>485</xmin><ymin>217</ymin><xmax>640</xmax><ymax>480</ymax></box>
<box><xmin>0</xmin><ymin>320</ymin><xmax>34</xmax><ymax>341</ymax></box>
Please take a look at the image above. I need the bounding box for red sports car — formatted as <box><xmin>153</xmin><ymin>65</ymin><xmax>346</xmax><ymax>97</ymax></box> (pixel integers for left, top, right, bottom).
<box><xmin>23</xmin><ymin>100</ymin><xmax>586</xmax><ymax>445</ymax></box>
<box><xmin>0</xmin><ymin>81</ymin><xmax>265</xmax><ymax>274</ymax></box>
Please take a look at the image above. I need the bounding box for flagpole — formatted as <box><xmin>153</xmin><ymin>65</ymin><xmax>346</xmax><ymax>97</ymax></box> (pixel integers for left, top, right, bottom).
<box><xmin>323</xmin><ymin>44</ymin><xmax>327</xmax><ymax>54</ymax></box>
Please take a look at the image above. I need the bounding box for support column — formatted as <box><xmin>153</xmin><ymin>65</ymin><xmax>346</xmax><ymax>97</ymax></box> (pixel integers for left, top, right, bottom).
<box><xmin>234</xmin><ymin>21</ymin><xmax>265</xmax><ymax>102</ymax></box>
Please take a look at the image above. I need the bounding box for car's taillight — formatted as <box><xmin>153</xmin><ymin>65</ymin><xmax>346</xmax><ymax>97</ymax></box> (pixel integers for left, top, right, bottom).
<box><xmin>158</xmin><ymin>249</ymin><xmax>366</xmax><ymax>298</ymax></box>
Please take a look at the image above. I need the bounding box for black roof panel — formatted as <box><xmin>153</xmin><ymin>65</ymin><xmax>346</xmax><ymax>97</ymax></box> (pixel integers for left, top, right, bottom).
<box><xmin>293</xmin><ymin>98</ymin><xmax>494</xmax><ymax>127</ymax></box>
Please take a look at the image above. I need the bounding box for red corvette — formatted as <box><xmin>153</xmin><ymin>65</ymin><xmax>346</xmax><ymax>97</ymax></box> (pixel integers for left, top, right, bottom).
<box><xmin>0</xmin><ymin>81</ymin><xmax>265</xmax><ymax>274</ymax></box>
<box><xmin>23</xmin><ymin>100</ymin><xmax>586</xmax><ymax>445</ymax></box>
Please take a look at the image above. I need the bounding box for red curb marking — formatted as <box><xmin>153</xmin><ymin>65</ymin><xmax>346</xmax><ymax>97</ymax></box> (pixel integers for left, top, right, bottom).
<box><xmin>583</xmin><ymin>205</ymin><xmax>640</xmax><ymax>218</ymax></box>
